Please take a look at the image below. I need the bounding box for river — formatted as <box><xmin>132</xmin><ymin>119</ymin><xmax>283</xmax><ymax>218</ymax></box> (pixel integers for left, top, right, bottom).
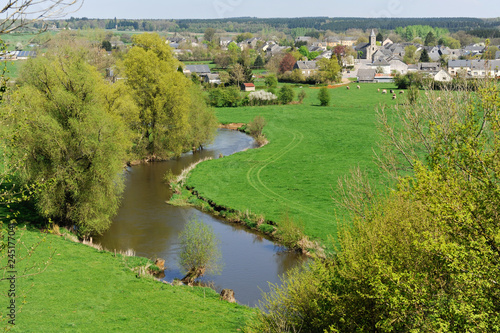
<box><xmin>96</xmin><ymin>129</ymin><xmax>305</xmax><ymax>307</ymax></box>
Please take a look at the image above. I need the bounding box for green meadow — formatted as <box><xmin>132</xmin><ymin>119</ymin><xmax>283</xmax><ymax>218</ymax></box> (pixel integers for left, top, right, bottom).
<box><xmin>187</xmin><ymin>83</ymin><xmax>399</xmax><ymax>246</ymax></box>
<box><xmin>3</xmin><ymin>225</ymin><xmax>255</xmax><ymax>332</ymax></box>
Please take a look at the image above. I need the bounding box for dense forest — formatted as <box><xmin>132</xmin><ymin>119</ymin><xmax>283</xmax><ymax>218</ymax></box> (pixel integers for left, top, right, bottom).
<box><xmin>43</xmin><ymin>16</ymin><xmax>500</xmax><ymax>34</ymax></box>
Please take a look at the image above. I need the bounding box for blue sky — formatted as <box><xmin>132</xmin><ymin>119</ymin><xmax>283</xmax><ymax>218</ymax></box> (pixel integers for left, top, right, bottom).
<box><xmin>72</xmin><ymin>0</ymin><xmax>498</xmax><ymax>19</ymax></box>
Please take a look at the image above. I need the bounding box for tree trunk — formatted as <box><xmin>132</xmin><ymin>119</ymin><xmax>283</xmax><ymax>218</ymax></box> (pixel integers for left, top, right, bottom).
<box><xmin>181</xmin><ymin>266</ymin><xmax>206</xmax><ymax>285</ymax></box>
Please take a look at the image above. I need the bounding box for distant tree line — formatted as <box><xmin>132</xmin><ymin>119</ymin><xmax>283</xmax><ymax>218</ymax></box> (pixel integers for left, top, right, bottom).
<box><xmin>42</xmin><ymin>17</ymin><xmax>499</xmax><ymax>34</ymax></box>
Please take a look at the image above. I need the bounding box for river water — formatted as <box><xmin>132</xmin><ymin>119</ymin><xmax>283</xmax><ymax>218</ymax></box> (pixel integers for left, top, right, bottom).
<box><xmin>96</xmin><ymin>129</ymin><xmax>305</xmax><ymax>307</ymax></box>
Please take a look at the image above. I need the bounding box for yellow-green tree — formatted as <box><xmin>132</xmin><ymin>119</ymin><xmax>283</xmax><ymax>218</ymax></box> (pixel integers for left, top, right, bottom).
<box><xmin>1</xmin><ymin>45</ymin><xmax>129</xmax><ymax>236</ymax></box>
<box><xmin>317</xmin><ymin>55</ymin><xmax>342</xmax><ymax>83</ymax></box>
<box><xmin>123</xmin><ymin>33</ymin><xmax>216</xmax><ymax>158</ymax></box>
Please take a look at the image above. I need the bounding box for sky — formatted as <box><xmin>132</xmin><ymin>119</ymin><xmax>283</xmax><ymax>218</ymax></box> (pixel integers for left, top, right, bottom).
<box><xmin>70</xmin><ymin>0</ymin><xmax>498</xmax><ymax>20</ymax></box>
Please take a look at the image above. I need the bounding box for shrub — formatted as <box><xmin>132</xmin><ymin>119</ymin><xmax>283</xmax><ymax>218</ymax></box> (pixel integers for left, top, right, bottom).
<box><xmin>247</xmin><ymin>115</ymin><xmax>267</xmax><ymax>138</ymax></box>
<box><xmin>178</xmin><ymin>218</ymin><xmax>223</xmax><ymax>284</ymax></box>
<box><xmin>298</xmin><ymin>89</ymin><xmax>307</xmax><ymax>103</ymax></box>
<box><xmin>207</xmin><ymin>86</ymin><xmax>241</xmax><ymax>107</ymax></box>
<box><xmin>247</xmin><ymin>90</ymin><xmax>277</xmax><ymax>106</ymax></box>
<box><xmin>264</xmin><ymin>74</ymin><xmax>278</xmax><ymax>88</ymax></box>
<box><xmin>258</xmin><ymin>224</ymin><xmax>274</xmax><ymax>234</ymax></box>
<box><xmin>278</xmin><ymin>85</ymin><xmax>295</xmax><ymax>104</ymax></box>
<box><xmin>276</xmin><ymin>213</ymin><xmax>305</xmax><ymax>249</ymax></box>
<box><xmin>318</xmin><ymin>86</ymin><xmax>330</xmax><ymax>106</ymax></box>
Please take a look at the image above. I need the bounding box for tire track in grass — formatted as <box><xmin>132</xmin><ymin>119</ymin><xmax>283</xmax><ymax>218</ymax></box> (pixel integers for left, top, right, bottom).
<box><xmin>246</xmin><ymin>127</ymin><xmax>331</xmax><ymax>222</ymax></box>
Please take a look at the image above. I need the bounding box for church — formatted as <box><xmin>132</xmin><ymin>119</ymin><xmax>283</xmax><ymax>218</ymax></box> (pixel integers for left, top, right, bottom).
<box><xmin>355</xmin><ymin>29</ymin><xmax>379</xmax><ymax>61</ymax></box>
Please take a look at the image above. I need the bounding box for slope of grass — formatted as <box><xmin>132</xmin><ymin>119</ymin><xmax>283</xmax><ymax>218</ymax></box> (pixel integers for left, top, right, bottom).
<box><xmin>3</xmin><ymin>225</ymin><xmax>255</xmax><ymax>332</ymax></box>
<box><xmin>187</xmin><ymin>83</ymin><xmax>399</xmax><ymax>246</ymax></box>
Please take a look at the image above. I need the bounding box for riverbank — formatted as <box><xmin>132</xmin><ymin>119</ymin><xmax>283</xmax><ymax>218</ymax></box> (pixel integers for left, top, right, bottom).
<box><xmin>182</xmin><ymin>83</ymin><xmax>399</xmax><ymax>251</ymax></box>
<box><xmin>5</xmin><ymin>224</ymin><xmax>256</xmax><ymax>332</ymax></box>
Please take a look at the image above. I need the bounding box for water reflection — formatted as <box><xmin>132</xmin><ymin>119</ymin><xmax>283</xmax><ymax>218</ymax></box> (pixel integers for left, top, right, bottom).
<box><xmin>96</xmin><ymin>129</ymin><xmax>306</xmax><ymax>307</ymax></box>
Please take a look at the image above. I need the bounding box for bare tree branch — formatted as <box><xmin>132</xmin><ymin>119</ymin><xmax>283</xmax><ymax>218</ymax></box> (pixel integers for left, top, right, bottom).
<box><xmin>0</xmin><ymin>0</ymin><xmax>84</xmax><ymax>34</ymax></box>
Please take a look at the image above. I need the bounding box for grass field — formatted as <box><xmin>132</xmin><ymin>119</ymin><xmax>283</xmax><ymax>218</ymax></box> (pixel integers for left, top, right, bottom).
<box><xmin>187</xmin><ymin>83</ymin><xmax>399</xmax><ymax>247</ymax></box>
<box><xmin>2</xmin><ymin>225</ymin><xmax>255</xmax><ymax>332</ymax></box>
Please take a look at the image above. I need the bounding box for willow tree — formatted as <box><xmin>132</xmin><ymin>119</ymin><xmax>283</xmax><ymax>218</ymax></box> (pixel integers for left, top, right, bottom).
<box><xmin>123</xmin><ymin>33</ymin><xmax>216</xmax><ymax>159</ymax></box>
<box><xmin>1</xmin><ymin>45</ymin><xmax>129</xmax><ymax>236</ymax></box>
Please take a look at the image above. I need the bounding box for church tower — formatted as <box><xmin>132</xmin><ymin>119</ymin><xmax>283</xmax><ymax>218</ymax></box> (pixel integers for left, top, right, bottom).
<box><xmin>366</xmin><ymin>29</ymin><xmax>378</xmax><ymax>61</ymax></box>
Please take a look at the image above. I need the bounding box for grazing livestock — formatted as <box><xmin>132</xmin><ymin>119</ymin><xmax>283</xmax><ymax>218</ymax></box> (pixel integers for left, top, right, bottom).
<box><xmin>357</xmin><ymin>85</ymin><xmax>360</xmax><ymax>89</ymax></box>
<box><xmin>382</xmin><ymin>89</ymin><xmax>387</xmax><ymax>94</ymax></box>
<box><xmin>390</xmin><ymin>89</ymin><xmax>394</xmax><ymax>94</ymax></box>
<box><xmin>346</xmin><ymin>86</ymin><xmax>350</xmax><ymax>90</ymax></box>
<box><xmin>392</xmin><ymin>94</ymin><xmax>397</xmax><ymax>100</ymax></box>
<box><xmin>399</xmin><ymin>90</ymin><xmax>404</xmax><ymax>94</ymax></box>
<box><xmin>377</xmin><ymin>88</ymin><xmax>380</xmax><ymax>92</ymax></box>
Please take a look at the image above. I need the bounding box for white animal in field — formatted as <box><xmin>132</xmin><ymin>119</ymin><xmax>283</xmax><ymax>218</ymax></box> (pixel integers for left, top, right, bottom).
<box><xmin>346</xmin><ymin>86</ymin><xmax>350</xmax><ymax>90</ymax></box>
<box><xmin>392</xmin><ymin>94</ymin><xmax>397</xmax><ymax>100</ymax></box>
<box><xmin>357</xmin><ymin>85</ymin><xmax>360</xmax><ymax>89</ymax></box>
<box><xmin>399</xmin><ymin>90</ymin><xmax>404</xmax><ymax>94</ymax></box>
<box><xmin>382</xmin><ymin>89</ymin><xmax>387</xmax><ymax>94</ymax></box>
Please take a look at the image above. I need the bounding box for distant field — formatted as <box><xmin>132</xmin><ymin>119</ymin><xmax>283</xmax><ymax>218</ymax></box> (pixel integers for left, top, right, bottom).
<box><xmin>2</xmin><ymin>60</ymin><xmax>25</xmax><ymax>79</ymax></box>
<box><xmin>187</xmin><ymin>83</ymin><xmax>400</xmax><ymax>247</ymax></box>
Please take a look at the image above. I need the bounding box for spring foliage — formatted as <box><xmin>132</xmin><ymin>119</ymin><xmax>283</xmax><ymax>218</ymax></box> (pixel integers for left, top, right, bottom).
<box><xmin>1</xmin><ymin>45</ymin><xmax>129</xmax><ymax>236</ymax></box>
<box><xmin>122</xmin><ymin>33</ymin><xmax>217</xmax><ymax>158</ymax></box>
<box><xmin>248</xmin><ymin>83</ymin><xmax>500</xmax><ymax>331</ymax></box>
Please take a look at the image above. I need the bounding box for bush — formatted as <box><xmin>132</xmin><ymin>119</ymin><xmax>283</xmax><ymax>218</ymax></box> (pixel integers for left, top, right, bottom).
<box><xmin>318</xmin><ymin>86</ymin><xmax>330</xmax><ymax>106</ymax></box>
<box><xmin>276</xmin><ymin>213</ymin><xmax>305</xmax><ymax>249</ymax></box>
<box><xmin>207</xmin><ymin>86</ymin><xmax>241</xmax><ymax>107</ymax></box>
<box><xmin>278</xmin><ymin>85</ymin><xmax>295</xmax><ymax>104</ymax></box>
<box><xmin>258</xmin><ymin>224</ymin><xmax>274</xmax><ymax>233</ymax></box>
<box><xmin>298</xmin><ymin>89</ymin><xmax>307</xmax><ymax>103</ymax></box>
<box><xmin>247</xmin><ymin>115</ymin><xmax>267</xmax><ymax>138</ymax></box>
<box><xmin>178</xmin><ymin>218</ymin><xmax>223</xmax><ymax>284</ymax></box>
<box><xmin>264</xmin><ymin>74</ymin><xmax>278</xmax><ymax>88</ymax></box>
<box><xmin>247</xmin><ymin>90</ymin><xmax>277</xmax><ymax>106</ymax></box>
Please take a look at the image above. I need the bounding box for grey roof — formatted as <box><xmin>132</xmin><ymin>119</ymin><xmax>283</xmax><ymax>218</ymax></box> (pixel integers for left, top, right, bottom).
<box><xmin>448</xmin><ymin>59</ymin><xmax>471</xmax><ymax>68</ymax></box>
<box><xmin>294</xmin><ymin>61</ymin><xmax>317</xmax><ymax>70</ymax></box>
<box><xmin>16</xmin><ymin>51</ymin><xmax>36</xmax><ymax>58</ymax></box>
<box><xmin>357</xmin><ymin>68</ymin><xmax>376</xmax><ymax>81</ymax></box>
<box><xmin>372</xmin><ymin>58</ymin><xmax>390</xmax><ymax>66</ymax></box>
<box><xmin>185</xmin><ymin>64</ymin><xmax>211</xmax><ymax>74</ymax></box>
<box><xmin>370</xmin><ymin>29</ymin><xmax>376</xmax><ymax>37</ymax></box>
<box><xmin>418</xmin><ymin>62</ymin><xmax>441</xmax><ymax>71</ymax></box>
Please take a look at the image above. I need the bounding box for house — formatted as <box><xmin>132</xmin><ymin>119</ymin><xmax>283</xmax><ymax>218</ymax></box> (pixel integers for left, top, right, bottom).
<box><xmin>433</xmin><ymin>70</ymin><xmax>452</xmax><ymax>82</ymax></box>
<box><xmin>241</xmin><ymin>83</ymin><xmax>255</xmax><ymax>92</ymax></box>
<box><xmin>382</xmin><ymin>38</ymin><xmax>393</xmax><ymax>46</ymax></box>
<box><xmin>371</xmin><ymin>57</ymin><xmax>391</xmax><ymax>74</ymax></box>
<box><xmin>14</xmin><ymin>50</ymin><xmax>36</xmax><ymax>60</ymax></box>
<box><xmin>219</xmin><ymin>37</ymin><xmax>233</xmax><ymax>47</ymax></box>
<box><xmin>204</xmin><ymin>74</ymin><xmax>221</xmax><ymax>85</ymax></box>
<box><xmin>295</xmin><ymin>36</ymin><xmax>312</xmax><ymax>45</ymax></box>
<box><xmin>357</xmin><ymin>68</ymin><xmax>376</xmax><ymax>83</ymax></box>
<box><xmin>448</xmin><ymin>59</ymin><xmax>471</xmax><ymax>76</ymax></box>
<box><xmin>418</xmin><ymin>62</ymin><xmax>441</xmax><ymax>73</ymax></box>
<box><xmin>388</xmin><ymin>56</ymin><xmax>408</xmax><ymax>74</ymax></box>
<box><xmin>293</xmin><ymin>61</ymin><xmax>318</xmax><ymax>77</ymax></box>
<box><xmin>184</xmin><ymin>64</ymin><xmax>211</xmax><ymax>77</ymax></box>
<box><xmin>315</xmin><ymin>50</ymin><xmax>332</xmax><ymax>60</ymax></box>
<box><xmin>448</xmin><ymin>59</ymin><xmax>500</xmax><ymax>77</ymax></box>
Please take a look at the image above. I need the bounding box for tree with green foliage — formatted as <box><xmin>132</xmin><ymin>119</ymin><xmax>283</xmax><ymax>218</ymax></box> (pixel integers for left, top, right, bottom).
<box><xmin>101</xmin><ymin>40</ymin><xmax>112</xmax><ymax>51</ymax></box>
<box><xmin>298</xmin><ymin>89</ymin><xmax>307</xmax><ymax>103</ymax></box>
<box><xmin>264</xmin><ymin>73</ymin><xmax>278</xmax><ymax>88</ymax></box>
<box><xmin>204</xmin><ymin>27</ymin><xmax>216</xmax><ymax>42</ymax></box>
<box><xmin>179</xmin><ymin>218</ymin><xmax>222</xmax><ymax>285</ymax></box>
<box><xmin>123</xmin><ymin>33</ymin><xmax>216</xmax><ymax>158</ymax></box>
<box><xmin>317</xmin><ymin>55</ymin><xmax>342</xmax><ymax>83</ymax></box>
<box><xmin>318</xmin><ymin>86</ymin><xmax>330</xmax><ymax>106</ymax></box>
<box><xmin>419</xmin><ymin>48</ymin><xmax>430</xmax><ymax>62</ymax></box>
<box><xmin>424</xmin><ymin>31</ymin><xmax>436</xmax><ymax>46</ymax></box>
<box><xmin>298</xmin><ymin>45</ymin><xmax>309</xmax><ymax>59</ymax></box>
<box><xmin>278</xmin><ymin>85</ymin><xmax>294</xmax><ymax>104</ymax></box>
<box><xmin>236</xmin><ymin>32</ymin><xmax>253</xmax><ymax>43</ymax></box>
<box><xmin>253</xmin><ymin>54</ymin><xmax>264</xmax><ymax>68</ymax></box>
<box><xmin>403</xmin><ymin>45</ymin><xmax>418</xmax><ymax>64</ymax></box>
<box><xmin>376</xmin><ymin>32</ymin><xmax>383</xmax><ymax>42</ymax></box>
<box><xmin>1</xmin><ymin>44</ymin><xmax>129</xmax><ymax>236</ymax></box>
<box><xmin>248</xmin><ymin>81</ymin><xmax>500</xmax><ymax>333</ymax></box>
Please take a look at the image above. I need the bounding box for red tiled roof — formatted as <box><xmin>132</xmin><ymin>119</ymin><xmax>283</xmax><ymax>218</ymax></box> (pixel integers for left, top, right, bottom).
<box><xmin>243</xmin><ymin>83</ymin><xmax>255</xmax><ymax>87</ymax></box>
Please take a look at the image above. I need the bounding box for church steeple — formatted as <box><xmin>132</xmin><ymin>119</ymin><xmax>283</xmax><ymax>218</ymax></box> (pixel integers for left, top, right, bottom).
<box><xmin>370</xmin><ymin>29</ymin><xmax>376</xmax><ymax>46</ymax></box>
